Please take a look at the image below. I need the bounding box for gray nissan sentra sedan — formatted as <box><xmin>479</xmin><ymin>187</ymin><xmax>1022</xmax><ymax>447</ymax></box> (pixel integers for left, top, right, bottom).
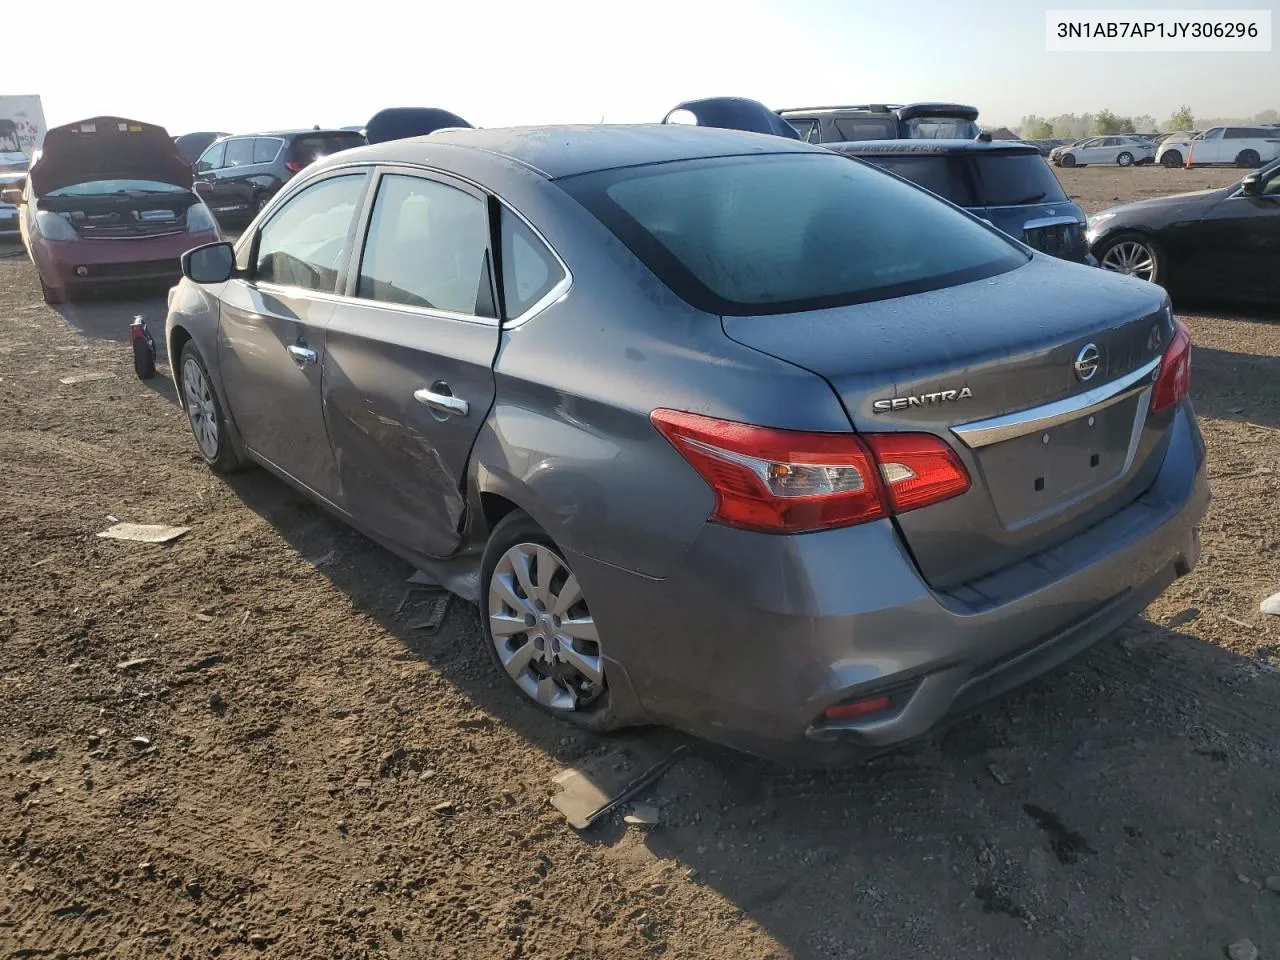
<box><xmin>166</xmin><ymin>125</ymin><xmax>1208</xmax><ymax>765</ymax></box>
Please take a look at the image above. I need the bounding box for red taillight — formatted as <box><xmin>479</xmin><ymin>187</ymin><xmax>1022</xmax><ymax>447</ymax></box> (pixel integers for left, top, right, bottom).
<box><xmin>285</xmin><ymin>160</ymin><xmax>305</xmax><ymax>173</ymax></box>
<box><xmin>823</xmin><ymin>696</ymin><xmax>891</xmax><ymax>721</ymax></box>
<box><xmin>1151</xmin><ymin>318</ymin><xmax>1191</xmax><ymax>413</ymax></box>
<box><xmin>649</xmin><ymin>409</ymin><xmax>970</xmax><ymax>534</ymax></box>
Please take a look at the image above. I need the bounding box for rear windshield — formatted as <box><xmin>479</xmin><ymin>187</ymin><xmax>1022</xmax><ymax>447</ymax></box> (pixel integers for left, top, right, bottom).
<box><xmin>972</xmin><ymin>153</ymin><xmax>1067</xmax><ymax>206</ymax></box>
<box><xmin>287</xmin><ymin>133</ymin><xmax>365</xmax><ymax>165</ymax></box>
<box><xmin>559</xmin><ymin>153</ymin><xmax>1027</xmax><ymax>316</ymax></box>
<box><xmin>857</xmin><ymin>155</ymin><xmax>977</xmax><ymax>206</ymax></box>
<box><xmin>904</xmin><ymin>117</ymin><xmax>980</xmax><ymax>139</ymax></box>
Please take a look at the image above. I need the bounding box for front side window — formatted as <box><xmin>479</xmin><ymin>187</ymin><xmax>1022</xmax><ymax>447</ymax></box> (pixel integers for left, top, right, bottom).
<box><xmin>357</xmin><ymin>174</ymin><xmax>495</xmax><ymax>316</ymax></box>
<box><xmin>223</xmin><ymin>138</ymin><xmax>254</xmax><ymax>167</ymax></box>
<box><xmin>561</xmin><ymin>152</ymin><xmax>1027</xmax><ymax>316</ymax></box>
<box><xmin>500</xmin><ymin>207</ymin><xmax>566</xmax><ymax>318</ymax></box>
<box><xmin>196</xmin><ymin>141</ymin><xmax>225</xmax><ymax>173</ymax></box>
<box><xmin>255</xmin><ymin>174</ymin><xmax>366</xmax><ymax>291</ymax></box>
<box><xmin>1203</xmin><ymin>128</ymin><xmax>1225</xmax><ymax>141</ymax></box>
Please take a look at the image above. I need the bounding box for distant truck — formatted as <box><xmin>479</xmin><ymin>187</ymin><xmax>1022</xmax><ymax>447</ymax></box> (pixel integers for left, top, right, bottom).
<box><xmin>0</xmin><ymin>95</ymin><xmax>47</xmax><ymax>156</ymax></box>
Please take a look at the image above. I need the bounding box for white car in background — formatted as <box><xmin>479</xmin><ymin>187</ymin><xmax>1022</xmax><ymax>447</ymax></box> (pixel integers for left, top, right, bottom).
<box><xmin>0</xmin><ymin>151</ymin><xmax>29</xmax><ymax>238</ymax></box>
<box><xmin>1051</xmin><ymin>136</ymin><xmax>1156</xmax><ymax>168</ymax></box>
<box><xmin>1162</xmin><ymin>126</ymin><xmax>1280</xmax><ymax>169</ymax></box>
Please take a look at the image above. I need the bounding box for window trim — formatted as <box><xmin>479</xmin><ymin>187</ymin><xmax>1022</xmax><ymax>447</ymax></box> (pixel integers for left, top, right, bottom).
<box><xmin>221</xmin><ymin>136</ymin><xmax>257</xmax><ymax>168</ymax></box>
<box><xmin>252</xmin><ymin>136</ymin><xmax>285</xmax><ymax>164</ymax></box>
<box><xmin>235</xmin><ymin>159</ymin><xmax>573</xmax><ymax>328</ymax></box>
<box><xmin>196</xmin><ymin>140</ymin><xmax>227</xmax><ymax>173</ymax></box>
<box><xmin>246</xmin><ymin>168</ymin><xmax>372</xmax><ymax>296</ymax></box>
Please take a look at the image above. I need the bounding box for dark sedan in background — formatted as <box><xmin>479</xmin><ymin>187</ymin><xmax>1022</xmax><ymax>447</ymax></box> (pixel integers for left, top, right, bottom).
<box><xmin>165</xmin><ymin>125</ymin><xmax>1206</xmax><ymax>764</ymax></box>
<box><xmin>193</xmin><ymin>128</ymin><xmax>366</xmax><ymax>225</ymax></box>
<box><xmin>829</xmin><ymin>139</ymin><xmax>1094</xmax><ymax>264</ymax></box>
<box><xmin>1088</xmin><ymin>158</ymin><xmax>1280</xmax><ymax>303</ymax></box>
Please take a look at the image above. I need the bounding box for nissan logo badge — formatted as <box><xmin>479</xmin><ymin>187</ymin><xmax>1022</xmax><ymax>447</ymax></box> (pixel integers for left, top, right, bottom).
<box><xmin>1074</xmin><ymin>342</ymin><xmax>1100</xmax><ymax>382</ymax></box>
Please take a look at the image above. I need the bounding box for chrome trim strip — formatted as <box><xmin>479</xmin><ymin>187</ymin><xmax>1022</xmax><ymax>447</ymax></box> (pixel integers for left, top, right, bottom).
<box><xmin>951</xmin><ymin>355</ymin><xmax>1162</xmax><ymax>449</ymax></box>
<box><xmin>253</xmin><ymin>282</ymin><xmax>500</xmax><ymax>328</ymax></box>
<box><xmin>496</xmin><ymin>197</ymin><xmax>573</xmax><ymax>329</ymax></box>
<box><xmin>1021</xmin><ymin>215</ymin><xmax>1084</xmax><ymax>230</ymax></box>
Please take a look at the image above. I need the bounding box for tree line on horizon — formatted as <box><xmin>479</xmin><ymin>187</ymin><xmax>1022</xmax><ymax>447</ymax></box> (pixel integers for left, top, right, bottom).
<box><xmin>1014</xmin><ymin>107</ymin><xmax>1280</xmax><ymax>140</ymax></box>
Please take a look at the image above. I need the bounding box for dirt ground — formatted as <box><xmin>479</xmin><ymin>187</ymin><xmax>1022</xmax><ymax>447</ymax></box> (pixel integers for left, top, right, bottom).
<box><xmin>3</xmin><ymin>165</ymin><xmax>1280</xmax><ymax>960</ymax></box>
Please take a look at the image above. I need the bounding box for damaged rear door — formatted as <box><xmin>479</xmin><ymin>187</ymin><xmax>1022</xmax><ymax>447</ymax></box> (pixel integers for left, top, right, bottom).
<box><xmin>323</xmin><ymin>167</ymin><xmax>500</xmax><ymax>558</ymax></box>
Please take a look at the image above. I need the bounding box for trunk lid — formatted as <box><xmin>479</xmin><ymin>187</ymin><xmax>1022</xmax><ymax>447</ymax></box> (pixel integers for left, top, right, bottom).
<box><xmin>721</xmin><ymin>257</ymin><xmax>1173</xmax><ymax>588</ymax></box>
<box><xmin>29</xmin><ymin>117</ymin><xmax>191</xmax><ymax>196</ymax></box>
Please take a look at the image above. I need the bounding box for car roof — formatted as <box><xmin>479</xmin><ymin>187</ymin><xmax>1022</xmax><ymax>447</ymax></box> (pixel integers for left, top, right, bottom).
<box><xmin>223</xmin><ymin>129</ymin><xmax>362</xmax><ymax>140</ymax></box>
<box><xmin>828</xmin><ymin>138</ymin><xmax>1038</xmax><ymax>156</ymax></box>
<box><xmin>351</xmin><ymin>124</ymin><xmax>828</xmax><ymax>179</ymax></box>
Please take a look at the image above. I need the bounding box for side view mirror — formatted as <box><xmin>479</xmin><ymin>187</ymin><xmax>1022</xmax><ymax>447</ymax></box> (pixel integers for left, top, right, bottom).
<box><xmin>1241</xmin><ymin>175</ymin><xmax>1262</xmax><ymax>196</ymax></box>
<box><xmin>182</xmin><ymin>241</ymin><xmax>236</xmax><ymax>284</ymax></box>
<box><xmin>0</xmin><ymin>186</ymin><xmax>22</xmax><ymax>205</ymax></box>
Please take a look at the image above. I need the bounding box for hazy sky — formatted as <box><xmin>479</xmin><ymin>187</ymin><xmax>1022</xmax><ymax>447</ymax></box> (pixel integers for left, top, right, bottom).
<box><xmin>16</xmin><ymin>0</ymin><xmax>1279</xmax><ymax>134</ymax></box>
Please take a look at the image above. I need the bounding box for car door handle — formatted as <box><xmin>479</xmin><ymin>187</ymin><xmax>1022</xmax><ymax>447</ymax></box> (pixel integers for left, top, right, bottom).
<box><xmin>287</xmin><ymin>344</ymin><xmax>317</xmax><ymax>364</ymax></box>
<box><xmin>414</xmin><ymin>388</ymin><xmax>469</xmax><ymax>417</ymax></box>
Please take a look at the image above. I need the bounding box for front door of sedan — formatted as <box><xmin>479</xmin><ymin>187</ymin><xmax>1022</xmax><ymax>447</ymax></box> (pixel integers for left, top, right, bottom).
<box><xmin>1186</xmin><ymin>168</ymin><xmax>1280</xmax><ymax>300</ymax></box>
<box><xmin>217</xmin><ymin>171</ymin><xmax>370</xmax><ymax>501</ymax></box>
<box><xmin>323</xmin><ymin>169</ymin><xmax>502</xmax><ymax>558</ymax></box>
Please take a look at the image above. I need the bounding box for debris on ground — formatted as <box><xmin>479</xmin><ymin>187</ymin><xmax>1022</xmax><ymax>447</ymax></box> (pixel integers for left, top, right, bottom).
<box><xmin>1227</xmin><ymin>939</ymin><xmax>1259</xmax><ymax>960</ymax></box>
<box><xmin>116</xmin><ymin>657</ymin><xmax>154</xmax><ymax>673</ymax></box>
<box><xmin>432</xmin><ymin>801</ymin><xmax>456</xmax><ymax>817</ymax></box>
<box><xmin>551</xmin><ymin>740</ymin><xmax>687</xmax><ymax>830</ymax></box>
<box><xmin>58</xmin><ymin>371</ymin><xmax>116</xmax><ymax>385</ymax></box>
<box><xmin>97</xmin><ymin>522</ymin><xmax>190</xmax><ymax>544</ymax></box>
<box><xmin>1261</xmin><ymin>592</ymin><xmax>1280</xmax><ymax>615</ymax></box>
<box><xmin>987</xmin><ymin>764</ymin><xmax>1012</xmax><ymax>785</ymax></box>
<box><xmin>624</xmin><ymin>802</ymin><xmax>662</xmax><ymax>826</ymax></box>
<box><xmin>130</xmin><ymin>736</ymin><xmax>151</xmax><ymax>749</ymax></box>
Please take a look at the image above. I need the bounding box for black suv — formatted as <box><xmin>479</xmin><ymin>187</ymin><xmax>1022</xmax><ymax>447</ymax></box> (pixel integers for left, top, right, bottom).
<box><xmin>193</xmin><ymin>129</ymin><xmax>365</xmax><ymax>224</ymax></box>
<box><xmin>778</xmin><ymin>103</ymin><xmax>980</xmax><ymax>143</ymax></box>
<box><xmin>831</xmin><ymin>139</ymin><xmax>1095</xmax><ymax>265</ymax></box>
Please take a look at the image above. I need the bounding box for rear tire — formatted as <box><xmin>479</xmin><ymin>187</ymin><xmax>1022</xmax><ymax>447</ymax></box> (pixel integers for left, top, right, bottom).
<box><xmin>1060</xmin><ymin>153</ymin><xmax>1077</xmax><ymax>168</ymax></box>
<box><xmin>1237</xmin><ymin>149</ymin><xmax>1261</xmax><ymax>168</ymax></box>
<box><xmin>1161</xmin><ymin>150</ymin><xmax>1183</xmax><ymax>168</ymax></box>
<box><xmin>1117</xmin><ymin>151</ymin><xmax>1134</xmax><ymax>167</ymax></box>
<box><xmin>178</xmin><ymin>341</ymin><xmax>249</xmax><ymax>473</ymax></box>
<box><xmin>480</xmin><ymin>510</ymin><xmax>624</xmax><ymax>733</ymax></box>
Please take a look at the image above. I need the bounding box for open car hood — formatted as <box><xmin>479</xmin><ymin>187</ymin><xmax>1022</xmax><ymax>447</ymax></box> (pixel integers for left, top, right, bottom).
<box><xmin>663</xmin><ymin>98</ymin><xmax>801</xmax><ymax>140</ymax></box>
<box><xmin>29</xmin><ymin>117</ymin><xmax>192</xmax><ymax>196</ymax></box>
<box><xmin>364</xmin><ymin>108</ymin><xmax>472</xmax><ymax>144</ymax></box>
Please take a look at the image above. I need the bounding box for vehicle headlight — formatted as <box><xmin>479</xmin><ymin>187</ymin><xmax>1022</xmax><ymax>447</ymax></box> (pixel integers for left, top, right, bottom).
<box><xmin>186</xmin><ymin>201</ymin><xmax>219</xmax><ymax>236</ymax></box>
<box><xmin>35</xmin><ymin>209</ymin><xmax>77</xmax><ymax>241</ymax></box>
<box><xmin>1086</xmin><ymin>212</ymin><xmax>1116</xmax><ymax>234</ymax></box>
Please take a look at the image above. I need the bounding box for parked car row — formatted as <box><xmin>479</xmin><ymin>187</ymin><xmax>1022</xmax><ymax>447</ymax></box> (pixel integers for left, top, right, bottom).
<box><xmin>1049</xmin><ymin>136</ymin><xmax>1157</xmax><ymax>168</ymax></box>
<box><xmin>162</xmin><ymin>123</ymin><xmax>1208</xmax><ymax>764</ymax></box>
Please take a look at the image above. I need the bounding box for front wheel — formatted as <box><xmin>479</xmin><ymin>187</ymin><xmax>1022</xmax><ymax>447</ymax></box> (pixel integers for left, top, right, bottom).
<box><xmin>1096</xmin><ymin>232</ymin><xmax>1163</xmax><ymax>285</ymax></box>
<box><xmin>1060</xmin><ymin>153</ymin><xmax>1077</xmax><ymax>168</ymax></box>
<box><xmin>1117</xmin><ymin>151</ymin><xmax>1134</xmax><ymax>167</ymax></box>
<box><xmin>179</xmin><ymin>342</ymin><xmax>249</xmax><ymax>473</ymax></box>
<box><xmin>480</xmin><ymin>511</ymin><xmax>624</xmax><ymax>732</ymax></box>
<box><xmin>1237</xmin><ymin>149</ymin><xmax>1261</xmax><ymax>168</ymax></box>
<box><xmin>1161</xmin><ymin>150</ymin><xmax>1183</xmax><ymax>168</ymax></box>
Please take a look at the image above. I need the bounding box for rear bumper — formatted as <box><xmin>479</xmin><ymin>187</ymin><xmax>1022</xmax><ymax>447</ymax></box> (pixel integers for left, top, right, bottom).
<box><xmin>572</xmin><ymin>401</ymin><xmax>1209</xmax><ymax>765</ymax></box>
<box><xmin>32</xmin><ymin>231</ymin><xmax>216</xmax><ymax>287</ymax></box>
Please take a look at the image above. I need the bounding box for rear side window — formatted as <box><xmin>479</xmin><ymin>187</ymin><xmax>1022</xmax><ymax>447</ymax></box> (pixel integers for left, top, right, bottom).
<box><xmin>252</xmin><ymin>138</ymin><xmax>282</xmax><ymax>163</ymax></box>
<box><xmin>223</xmin><ymin>138</ymin><xmax>254</xmax><ymax>167</ymax></box>
<box><xmin>196</xmin><ymin>141</ymin><xmax>225</xmax><ymax>172</ymax></box>
<box><xmin>857</xmin><ymin>155</ymin><xmax>978</xmax><ymax>206</ymax></box>
<box><xmin>287</xmin><ymin>133</ymin><xmax>365</xmax><ymax>167</ymax></box>
<box><xmin>357</xmin><ymin>174</ymin><xmax>495</xmax><ymax>317</ymax></box>
<box><xmin>561</xmin><ymin>153</ymin><xmax>1027</xmax><ymax>316</ymax></box>
<box><xmin>971</xmin><ymin>153</ymin><xmax>1067</xmax><ymax>206</ymax></box>
<box><xmin>255</xmin><ymin>174</ymin><xmax>366</xmax><ymax>291</ymax></box>
<box><xmin>500</xmin><ymin>207</ymin><xmax>565</xmax><ymax>318</ymax></box>
<box><xmin>786</xmin><ymin>119</ymin><xmax>820</xmax><ymax>143</ymax></box>
<box><xmin>834</xmin><ymin>117</ymin><xmax>896</xmax><ymax>141</ymax></box>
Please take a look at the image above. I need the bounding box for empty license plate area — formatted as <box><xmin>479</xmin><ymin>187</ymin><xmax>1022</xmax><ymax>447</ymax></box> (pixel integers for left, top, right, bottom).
<box><xmin>977</xmin><ymin>393</ymin><xmax>1142</xmax><ymax>528</ymax></box>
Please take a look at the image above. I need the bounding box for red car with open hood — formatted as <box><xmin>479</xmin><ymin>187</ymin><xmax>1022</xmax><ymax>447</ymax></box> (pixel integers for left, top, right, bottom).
<box><xmin>8</xmin><ymin>116</ymin><xmax>221</xmax><ymax>303</ymax></box>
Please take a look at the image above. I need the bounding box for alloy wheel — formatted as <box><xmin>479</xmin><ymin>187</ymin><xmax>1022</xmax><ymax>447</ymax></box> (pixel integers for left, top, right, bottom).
<box><xmin>487</xmin><ymin>542</ymin><xmax>603</xmax><ymax>711</ymax></box>
<box><xmin>1100</xmin><ymin>240</ymin><xmax>1156</xmax><ymax>281</ymax></box>
<box><xmin>1117</xmin><ymin>152</ymin><xmax>1133</xmax><ymax>167</ymax></box>
<box><xmin>182</xmin><ymin>356</ymin><xmax>220</xmax><ymax>458</ymax></box>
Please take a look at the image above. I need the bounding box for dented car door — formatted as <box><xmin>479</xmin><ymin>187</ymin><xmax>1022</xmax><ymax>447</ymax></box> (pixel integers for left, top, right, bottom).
<box><xmin>322</xmin><ymin>167</ymin><xmax>500</xmax><ymax>558</ymax></box>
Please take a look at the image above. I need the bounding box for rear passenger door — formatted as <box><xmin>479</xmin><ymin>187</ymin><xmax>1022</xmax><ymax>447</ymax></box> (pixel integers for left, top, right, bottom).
<box><xmin>218</xmin><ymin>137</ymin><xmax>258</xmax><ymax>215</ymax></box>
<box><xmin>323</xmin><ymin>168</ymin><xmax>504</xmax><ymax>558</ymax></box>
